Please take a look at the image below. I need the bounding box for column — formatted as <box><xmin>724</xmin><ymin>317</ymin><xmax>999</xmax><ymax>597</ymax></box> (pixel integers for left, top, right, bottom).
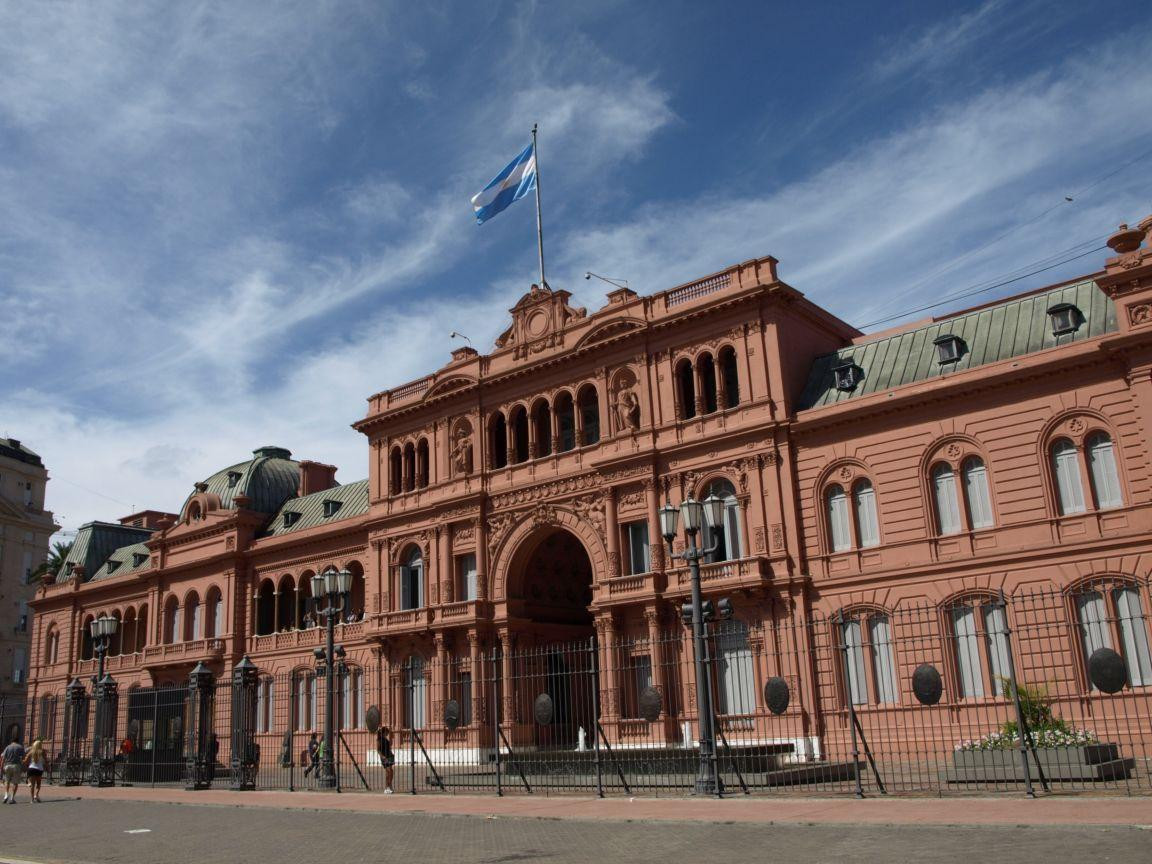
<box><xmin>644</xmin><ymin>606</ymin><xmax>665</xmax><ymax>716</ymax></box>
<box><xmin>468</xmin><ymin>630</ymin><xmax>481</xmax><ymax>729</ymax></box>
<box><xmin>693</xmin><ymin>362</ymin><xmax>706</xmax><ymax>417</ymax></box>
<box><xmin>272</xmin><ymin>590</ymin><xmax>280</xmax><ymax>633</ymax></box>
<box><xmin>433</xmin><ymin>633</ymin><xmax>448</xmax><ymax>727</ymax></box>
<box><xmin>475</xmin><ymin>518</ymin><xmax>489</xmax><ymax>602</ymax></box>
<box><xmin>605</xmin><ymin>487</ymin><xmax>621</xmax><ymax>579</ymax></box>
<box><xmin>595</xmin><ymin>614</ymin><xmax>619</xmax><ymax>720</ymax></box>
<box><xmin>527</xmin><ymin>412</ymin><xmax>538</xmax><ymax>460</ymax></box>
<box><xmin>499</xmin><ymin>628</ymin><xmax>515</xmax><ymax>724</ymax></box>
<box><xmin>549</xmin><ymin>403</ymin><xmax>561</xmax><ymax>454</ymax></box>
<box><xmin>645</xmin><ymin>478</ymin><xmax>665</xmax><ymax>573</ymax></box>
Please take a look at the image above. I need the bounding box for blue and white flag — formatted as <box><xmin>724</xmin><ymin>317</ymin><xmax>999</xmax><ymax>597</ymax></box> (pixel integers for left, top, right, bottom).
<box><xmin>471</xmin><ymin>142</ymin><xmax>536</xmax><ymax>224</ymax></box>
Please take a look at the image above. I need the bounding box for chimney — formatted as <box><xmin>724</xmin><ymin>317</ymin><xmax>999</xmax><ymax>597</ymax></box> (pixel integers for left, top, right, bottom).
<box><xmin>298</xmin><ymin>461</ymin><xmax>338</xmax><ymax>497</ymax></box>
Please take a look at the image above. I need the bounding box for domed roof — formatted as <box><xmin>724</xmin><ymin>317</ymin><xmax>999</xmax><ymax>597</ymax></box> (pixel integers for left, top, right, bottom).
<box><xmin>180</xmin><ymin>446</ymin><xmax>300</xmax><ymax>518</ymax></box>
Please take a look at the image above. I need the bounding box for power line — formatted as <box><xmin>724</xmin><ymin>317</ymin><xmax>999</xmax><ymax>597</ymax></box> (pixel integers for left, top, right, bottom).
<box><xmin>858</xmin><ymin>243</ymin><xmax>1107</xmax><ymax>330</ymax></box>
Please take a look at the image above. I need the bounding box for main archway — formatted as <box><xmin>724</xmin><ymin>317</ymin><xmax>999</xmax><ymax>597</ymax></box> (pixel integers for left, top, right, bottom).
<box><xmin>506</xmin><ymin>527</ymin><xmax>595</xmax><ymax>640</ymax></box>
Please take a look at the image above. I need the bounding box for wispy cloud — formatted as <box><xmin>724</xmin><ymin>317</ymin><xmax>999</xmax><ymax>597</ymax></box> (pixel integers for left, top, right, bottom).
<box><xmin>873</xmin><ymin>0</ymin><xmax>1007</xmax><ymax>80</ymax></box>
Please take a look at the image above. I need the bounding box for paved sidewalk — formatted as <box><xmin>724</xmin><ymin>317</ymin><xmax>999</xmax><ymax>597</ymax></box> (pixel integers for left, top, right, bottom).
<box><xmin>48</xmin><ymin>784</ymin><xmax>1152</xmax><ymax>827</ymax></box>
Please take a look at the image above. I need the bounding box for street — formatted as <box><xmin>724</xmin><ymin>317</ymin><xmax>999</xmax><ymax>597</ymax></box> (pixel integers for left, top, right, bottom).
<box><xmin>0</xmin><ymin>797</ymin><xmax>1149</xmax><ymax>864</ymax></box>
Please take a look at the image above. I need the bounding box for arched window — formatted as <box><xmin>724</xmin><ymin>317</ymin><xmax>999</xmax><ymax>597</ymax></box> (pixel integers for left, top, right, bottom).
<box><xmin>577</xmin><ymin>385</ymin><xmax>600</xmax><ymax>446</ymax></box>
<box><xmin>510</xmin><ymin>405</ymin><xmax>529</xmax><ymax>464</ymax></box>
<box><xmin>554</xmin><ymin>392</ymin><xmax>576</xmax><ymax>452</ymax></box>
<box><xmin>346</xmin><ymin>561</ymin><xmax>366</xmax><ymax>620</ymax></box>
<box><xmin>841</xmin><ymin>611</ymin><xmax>898</xmax><ymax>705</ymax></box>
<box><xmin>400</xmin><ymin>547</ymin><xmax>424</xmax><ymax>610</ymax></box>
<box><xmin>931</xmin><ymin>463</ymin><xmax>962</xmax><ymax>535</ymax></box>
<box><xmin>489</xmin><ymin>412</ymin><xmax>508</xmax><ymax>468</ymax></box>
<box><xmin>185</xmin><ymin>592</ymin><xmax>201</xmax><ymax>641</ymax></box>
<box><xmin>719</xmin><ymin>346</ymin><xmax>740</xmax><ymax>408</ymax></box>
<box><xmin>961</xmin><ymin>457</ymin><xmax>994</xmax><ymax>530</ymax></box>
<box><xmin>1086</xmin><ymin>432</ymin><xmax>1123</xmax><ymax>510</ymax></box>
<box><xmin>205</xmin><ymin>587</ymin><xmax>223</xmax><ymax>639</ymax></box>
<box><xmin>853</xmin><ymin>479</ymin><xmax>879</xmax><ymax>548</ymax></box>
<box><xmin>136</xmin><ymin>603</ymin><xmax>148</xmax><ymax>651</ymax></box>
<box><xmin>715</xmin><ymin>619</ymin><xmax>755</xmax><ymax>715</ymax></box>
<box><xmin>162</xmin><ymin>597</ymin><xmax>180</xmax><ymax>644</ymax></box>
<box><xmin>698</xmin><ymin>353</ymin><xmax>718</xmax><ymax>414</ymax></box>
<box><xmin>110</xmin><ymin>611</ymin><xmax>123</xmax><ymax>656</ymax></box>
<box><xmin>1076</xmin><ymin>583</ymin><xmax>1152</xmax><ymax>689</ymax></box>
<box><xmin>45</xmin><ymin>626</ymin><xmax>59</xmax><ymax>665</ymax></box>
<box><xmin>257</xmin><ymin>677</ymin><xmax>274</xmax><ymax>733</ymax></box>
<box><xmin>341</xmin><ymin>667</ymin><xmax>365</xmax><ymax>730</ymax></box>
<box><xmin>404</xmin><ymin>656</ymin><xmax>427</xmax><ymax>729</ymax></box>
<box><xmin>706</xmin><ymin>480</ymin><xmax>743</xmax><ymax>562</ymax></box>
<box><xmin>403</xmin><ymin>443</ymin><xmax>416</xmax><ymax>492</ymax></box>
<box><xmin>1051</xmin><ymin>438</ymin><xmax>1086</xmax><ymax>515</ymax></box>
<box><xmin>255</xmin><ymin>580</ymin><xmax>275</xmax><ymax>636</ymax></box>
<box><xmin>294</xmin><ymin>672</ymin><xmax>316</xmax><ymax>731</ymax></box>
<box><xmin>276</xmin><ymin>575</ymin><xmax>295</xmax><ymax>632</ymax></box>
<box><xmin>826</xmin><ymin>484</ymin><xmax>851</xmax><ymax>553</ymax></box>
<box><xmin>676</xmin><ymin>359</ymin><xmax>697</xmax><ymax>420</ymax></box>
<box><xmin>416</xmin><ymin>438</ymin><xmax>430</xmax><ymax>488</ymax></box>
<box><xmin>389</xmin><ymin>446</ymin><xmax>402</xmax><ymax>495</ymax></box>
<box><xmin>122</xmin><ymin>608</ymin><xmax>137</xmax><ymax>656</ymax></box>
<box><xmin>533</xmin><ymin>399</ymin><xmax>552</xmax><ymax>457</ymax></box>
<box><xmin>949</xmin><ymin>598</ymin><xmax>1010</xmax><ymax>699</ymax></box>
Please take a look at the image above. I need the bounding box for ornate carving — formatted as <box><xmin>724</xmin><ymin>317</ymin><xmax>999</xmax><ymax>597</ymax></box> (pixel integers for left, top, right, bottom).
<box><xmin>453</xmin><ymin>524</ymin><xmax>475</xmax><ymax>544</ymax></box>
<box><xmin>945</xmin><ymin>443</ymin><xmax>962</xmax><ymax>459</ymax></box>
<box><xmin>571</xmin><ymin>495</ymin><xmax>606</xmax><ymax>534</ymax></box>
<box><xmin>618</xmin><ymin>486</ymin><xmax>645</xmax><ymax>508</ymax></box>
<box><xmin>487</xmin><ymin>513</ymin><xmax>516</xmax><ymax>553</ymax></box>
<box><xmin>612</xmin><ymin>380</ymin><xmax>641</xmax><ymax>432</ymax></box>
<box><xmin>450</xmin><ymin>421</ymin><xmax>473</xmax><ymax>475</ymax></box>
<box><xmin>1068</xmin><ymin>417</ymin><xmax>1086</xmax><ymax>435</ymax></box>
<box><xmin>770</xmin><ymin>523</ymin><xmax>785</xmax><ymax>551</ymax></box>
<box><xmin>754</xmin><ymin>527</ymin><xmax>766</xmax><ymax>553</ymax></box>
<box><xmin>650</xmin><ymin>543</ymin><xmax>665</xmax><ymax>570</ymax></box>
<box><xmin>530</xmin><ymin>502</ymin><xmax>559</xmax><ymax>527</ymax></box>
<box><xmin>607</xmin><ymin>550</ymin><xmax>620</xmax><ymax>574</ymax></box>
<box><xmin>838</xmin><ymin>466</ymin><xmax>854</xmax><ymax>482</ymax></box>
<box><xmin>489</xmin><ymin>472</ymin><xmax>601</xmax><ymax>510</ymax></box>
<box><xmin>1130</xmin><ymin>303</ymin><xmax>1152</xmax><ymax>326</ymax></box>
<box><xmin>225</xmin><ymin>536</ymin><xmax>236</xmax><ymax>551</ymax></box>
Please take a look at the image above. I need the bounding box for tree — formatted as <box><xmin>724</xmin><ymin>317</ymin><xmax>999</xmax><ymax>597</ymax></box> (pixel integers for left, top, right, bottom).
<box><xmin>30</xmin><ymin>540</ymin><xmax>73</xmax><ymax>584</ymax></box>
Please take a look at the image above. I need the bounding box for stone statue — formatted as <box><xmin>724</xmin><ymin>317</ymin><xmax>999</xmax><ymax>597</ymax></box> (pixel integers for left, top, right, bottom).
<box><xmin>451</xmin><ymin>428</ymin><xmax>473</xmax><ymax>475</ymax></box>
<box><xmin>613</xmin><ymin>383</ymin><xmax>641</xmax><ymax>432</ymax></box>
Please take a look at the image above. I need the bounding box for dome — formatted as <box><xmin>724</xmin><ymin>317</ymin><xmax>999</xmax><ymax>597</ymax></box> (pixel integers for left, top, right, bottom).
<box><xmin>180</xmin><ymin>446</ymin><xmax>300</xmax><ymax>518</ymax></box>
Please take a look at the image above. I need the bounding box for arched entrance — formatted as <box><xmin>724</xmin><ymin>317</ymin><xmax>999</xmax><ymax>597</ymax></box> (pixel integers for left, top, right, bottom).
<box><xmin>507</xmin><ymin>527</ymin><xmax>595</xmax><ymax>638</ymax></box>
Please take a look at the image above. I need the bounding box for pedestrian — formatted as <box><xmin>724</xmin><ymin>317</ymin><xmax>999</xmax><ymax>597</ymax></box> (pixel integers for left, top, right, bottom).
<box><xmin>2</xmin><ymin>734</ymin><xmax>26</xmax><ymax>804</ymax></box>
<box><xmin>376</xmin><ymin>725</ymin><xmax>395</xmax><ymax>794</ymax></box>
<box><xmin>24</xmin><ymin>739</ymin><xmax>46</xmax><ymax>803</ymax></box>
<box><xmin>302</xmin><ymin>732</ymin><xmax>319</xmax><ymax>777</ymax></box>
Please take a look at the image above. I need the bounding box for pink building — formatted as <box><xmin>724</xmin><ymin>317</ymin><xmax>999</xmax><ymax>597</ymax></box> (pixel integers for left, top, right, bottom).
<box><xmin>25</xmin><ymin>213</ymin><xmax>1152</xmax><ymax>793</ymax></box>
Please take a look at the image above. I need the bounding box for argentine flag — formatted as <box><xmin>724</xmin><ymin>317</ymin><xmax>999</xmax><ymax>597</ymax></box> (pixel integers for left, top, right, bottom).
<box><xmin>471</xmin><ymin>142</ymin><xmax>536</xmax><ymax>224</ymax></box>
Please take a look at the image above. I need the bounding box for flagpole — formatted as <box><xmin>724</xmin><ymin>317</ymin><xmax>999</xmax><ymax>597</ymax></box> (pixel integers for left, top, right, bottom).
<box><xmin>532</xmin><ymin>123</ymin><xmax>546</xmax><ymax>288</ymax></box>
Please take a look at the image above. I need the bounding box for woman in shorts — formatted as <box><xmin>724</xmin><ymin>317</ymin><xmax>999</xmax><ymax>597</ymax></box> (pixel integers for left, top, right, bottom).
<box><xmin>24</xmin><ymin>739</ymin><xmax>45</xmax><ymax>803</ymax></box>
<box><xmin>376</xmin><ymin>726</ymin><xmax>395</xmax><ymax>793</ymax></box>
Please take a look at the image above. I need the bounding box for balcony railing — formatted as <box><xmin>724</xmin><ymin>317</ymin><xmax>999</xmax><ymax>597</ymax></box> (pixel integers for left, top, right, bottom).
<box><xmin>667</xmin><ymin>555</ymin><xmax>770</xmax><ymax>592</ymax></box>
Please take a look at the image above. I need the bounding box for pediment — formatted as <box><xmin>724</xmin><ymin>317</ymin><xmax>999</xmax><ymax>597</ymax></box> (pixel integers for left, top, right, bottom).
<box><xmin>423</xmin><ymin>375</ymin><xmax>477</xmax><ymax>400</ymax></box>
<box><xmin>494</xmin><ymin>283</ymin><xmax>587</xmax><ymax>359</ymax></box>
<box><xmin>574</xmin><ymin>317</ymin><xmax>645</xmax><ymax>350</ymax></box>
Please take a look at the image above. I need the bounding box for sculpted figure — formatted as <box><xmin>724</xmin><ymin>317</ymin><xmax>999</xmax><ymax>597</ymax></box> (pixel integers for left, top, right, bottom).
<box><xmin>451</xmin><ymin>428</ymin><xmax>473</xmax><ymax>475</ymax></box>
<box><xmin>614</xmin><ymin>383</ymin><xmax>641</xmax><ymax>431</ymax></box>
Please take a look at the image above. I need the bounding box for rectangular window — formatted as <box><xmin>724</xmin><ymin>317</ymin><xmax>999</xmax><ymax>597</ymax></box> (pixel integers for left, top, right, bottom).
<box><xmin>854</xmin><ymin>484</ymin><xmax>879</xmax><ymax>548</ymax></box>
<box><xmin>22</xmin><ymin>550</ymin><xmax>33</xmax><ymax>583</ymax></box>
<box><xmin>624</xmin><ymin>521</ymin><xmax>650</xmax><ymax>575</ymax></box>
<box><xmin>1089</xmin><ymin>439</ymin><xmax>1123</xmax><ymax>509</ymax></box>
<box><xmin>933</xmin><ymin>469</ymin><xmax>962</xmax><ymax>535</ymax></box>
<box><xmin>1054</xmin><ymin>445</ymin><xmax>1086</xmax><ymax>515</ymax></box>
<box><xmin>829</xmin><ymin>489</ymin><xmax>852</xmax><ymax>553</ymax></box>
<box><xmin>625</xmin><ymin>655</ymin><xmax>653</xmax><ymax>717</ymax></box>
<box><xmin>17</xmin><ymin>600</ymin><xmax>28</xmax><ymax>633</ymax></box>
<box><xmin>964</xmin><ymin>463</ymin><xmax>994</xmax><ymax>529</ymax></box>
<box><xmin>716</xmin><ymin>628</ymin><xmax>755</xmax><ymax>714</ymax></box>
<box><xmin>982</xmin><ymin>602</ymin><xmax>1011</xmax><ymax>686</ymax></box>
<box><xmin>12</xmin><ymin>647</ymin><xmax>25</xmax><ymax>684</ymax></box>
<box><xmin>1114</xmin><ymin>587</ymin><xmax>1152</xmax><ymax>687</ymax></box>
<box><xmin>457</xmin><ymin>554</ymin><xmax>477</xmax><ymax>602</ymax></box>
<box><xmin>952</xmin><ymin>605</ymin><xmax>985</xmax><ymax>698</ymax></box>
<box><xmin>869</xmin><ymin>616</ymin><xmax>898</xmax><ymax>703</ymax></box>
<box><xmin>842</xmin><ymin>619</ymin><xmax>868</xmax><ymax>705</ymax></box>
<box><xmin>1077</xmin><ymin>591</ymin><xmax>1111</xmax><ymax>690</ymax></box>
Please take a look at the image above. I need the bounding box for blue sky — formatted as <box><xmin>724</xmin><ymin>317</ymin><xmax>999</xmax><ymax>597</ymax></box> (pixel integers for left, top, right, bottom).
<box><xmin>2</xmin><ymin>0</ymin><xmax>1151</xmax><ymax>538</ymax></box>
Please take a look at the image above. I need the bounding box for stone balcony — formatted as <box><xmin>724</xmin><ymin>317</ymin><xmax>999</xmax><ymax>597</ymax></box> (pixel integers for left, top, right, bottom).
<box><xmin>665</xmin><ymin>555</ymin><xmax>771</xmax><ymax>596</ymax></box>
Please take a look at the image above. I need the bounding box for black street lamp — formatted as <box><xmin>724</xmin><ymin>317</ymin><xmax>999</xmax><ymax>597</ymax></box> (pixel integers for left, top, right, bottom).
<box><xmin>89</xmin><ymin>615</ymin><xmax>120</xmax><ymax>787</ymax></box>
<box><xmin>310</xmin><ymin>566</ymin><xmax>352</xmax><ymax>789</ymax></box>
<box><xmin>660</xmin><ymin>493</ymin><xmax>725</xmax><ymax>795</ymax></box>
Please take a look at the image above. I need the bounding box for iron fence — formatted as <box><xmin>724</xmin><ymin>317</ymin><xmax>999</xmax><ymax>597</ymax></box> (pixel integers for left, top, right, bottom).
<box><xmin>25</xmin><ymin>577</ymin><xmax>1152</xmax><ymax>796</ymax></box>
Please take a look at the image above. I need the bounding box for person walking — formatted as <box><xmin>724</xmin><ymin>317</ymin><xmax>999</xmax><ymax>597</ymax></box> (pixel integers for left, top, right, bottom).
<box><xmin>2</xmin><ymin>735</ymin><xmax>26</xmax><ymax>804</ymax></box>
<box><xmin>301</xmin><ymin>733</ymin><xmax>320</xmax><ymax>778</ymax></box>
<box><xmin>376</xmin><ymin>726</ymin><xmax>395</xmax><ymax>794</ymax></box>
<box><xmin>24</xmin><ymin>739</ymin><xmax>45</xmax><ymax>803</ymax></box>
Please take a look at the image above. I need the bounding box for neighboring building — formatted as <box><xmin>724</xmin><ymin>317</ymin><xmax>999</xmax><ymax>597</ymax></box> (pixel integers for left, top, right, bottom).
<box><xmin>0</xmin><ymin>438</ymin><xmax>57</xmax><ymax>739</ymax></box>
<box><xmin>24</xmin><ymin>213</ymin><xmax>1152</xmax><ymax>780</ymax></box>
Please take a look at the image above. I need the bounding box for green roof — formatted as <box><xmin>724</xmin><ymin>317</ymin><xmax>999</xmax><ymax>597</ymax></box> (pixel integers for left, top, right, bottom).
<box><xmin>88</xmin><ymin>541</ymin><xmax>153</xmax><ymax>582</ymax></box>
<box><xmin>180</xmin><ymin>446</ymin><xmax>300</xmax><ymax>517</ymax></box>
<box><xmin>798</xmin><ymin>279</ymin><xmax>1116</xmax><ymax>410</ymax></box>
<box><xmin>262</xmin><ymin>479</ymin><xmax>369</xmax><ymax>538</ymax></box>
<box><xmin>57</xmin><ymin>522</ymin><xmax>154</xmax><ymax>584</ymax></box>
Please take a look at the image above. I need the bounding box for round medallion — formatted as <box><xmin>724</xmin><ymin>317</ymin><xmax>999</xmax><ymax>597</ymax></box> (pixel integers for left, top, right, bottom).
<box><xmin>912</xmin><ymin>664</ymin><xmax>944</xmax><ymax>705</ymax></box>
<box><xmin>365</xmin><ymin>704</ymin><xmax>382</xmax><ymax>734</ymax></box>
<box><xmin>444</xmin><ymin>699</ymin><xmax>461</xmax><ymax>730</ymax></box>
<box><xmin>764</xmin><ymin>676</ymin><xmax>790</xmax><ymax>715</ymax></box>
<box><xmin>526</xmin><ymin>309</ymin><xmax>549</xmax><ymax>337</ymax></box>
<box><xmin>534</xmin><ymin>693</ymin><xmax>555</xmax><ymax>725</ymax></box>
<box><xmin>638</xmin><ymin>686</ymin><xmax>662</xmax><ymax>722</ymax></box>
<box><xmin>1088</xmin><ymin>647</ymin><xmax>1127</xmax><ymax>694</ymax></box>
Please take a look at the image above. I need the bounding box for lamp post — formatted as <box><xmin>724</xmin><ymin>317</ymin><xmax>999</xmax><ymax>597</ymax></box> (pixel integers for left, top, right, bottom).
<box><xmin>311</xmin><ymin>567</ymin><xmax>352</xmax><ymax>789</ymax></box>
<box><xmin>89</xmin><ymin>615</ymin><xmax>120</xmax><ymax>787</ymax></box>
<box><xmin>660</xmin><ymin>493</ymin><xmax>726</xmax><ymax>796</ymax></box>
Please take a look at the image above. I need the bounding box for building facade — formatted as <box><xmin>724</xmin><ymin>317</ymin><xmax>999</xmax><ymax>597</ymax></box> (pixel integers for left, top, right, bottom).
<box><xmin>25</xmin><ymin>213</ymin><xmax>1152</xmax><ymax>786</ymax></box>
<box><xmin>1</xmin><ymin>438</ymin><xmax>57</xmax><ymax>739</ymax></box>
